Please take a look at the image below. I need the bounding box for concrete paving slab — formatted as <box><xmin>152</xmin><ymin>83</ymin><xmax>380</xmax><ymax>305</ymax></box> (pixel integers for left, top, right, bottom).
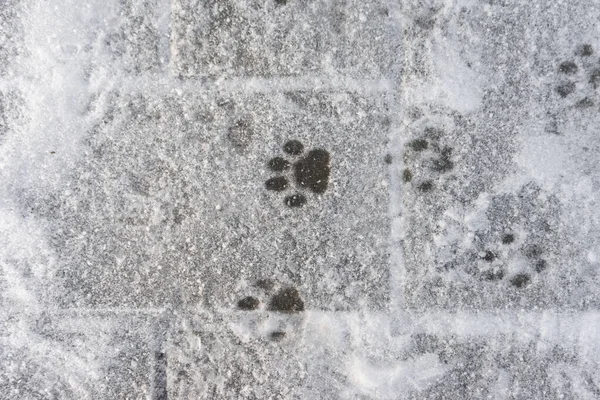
<box><xmin>172</xmin><ymin>0</ymin><xmax>397</xmax><ymax>78</ymax></box>
<box><xmin>1</xmin><ymin>311</ymin><xmax>160</xmax><ymax>399</ymax></box>
<box><xmin>395</xmin><ymin>0</ymin><xmax>600</xmax><ymax>311</ymax></box>
<box><xmin>36</xmin><ymin>88</ymin><xmax>392</xmax><ymax>311</ymax></box>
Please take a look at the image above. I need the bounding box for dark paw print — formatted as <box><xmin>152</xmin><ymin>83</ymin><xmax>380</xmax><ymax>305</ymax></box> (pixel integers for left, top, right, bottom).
<box><xmin>236</xmin><ymin>280</ymin><xmax>305</xmax><ymax>341</ymax></box>
<box><xmin>554</xmin><ymin>44</ymin><xmax>598</xmax><ymax>108</ymax></box>
<box><xmin>268</xmin><ymin>287</ymin><xmax>305</xmax><ymax>313</ymax></box>
<box><xmin>265</xmin><ymin>140</ymin><xmax>331</xmax><ymax>207</ymax></box>
<box><xmin>237</xmin><ymin>285</ymin><xmax>305</xmax><ymax>313</ymax></box>
<box><xmin>404</xmin><ymin>127</ymin><xmax>455</xmax><ymax>193</ymax></box>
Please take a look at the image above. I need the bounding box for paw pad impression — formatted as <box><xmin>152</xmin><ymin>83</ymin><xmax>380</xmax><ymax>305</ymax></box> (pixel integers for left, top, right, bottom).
<box><xmin>237</xmin><ymin>280</ymin><xmax>305</xmax><ymax>314</ymax></box>
<box><xmin>265</xmin><ymin>140</ymin><xmax>331</xmax><ymax>207</ymax></box>
<box><xmin>554</xmin><ymin>44</ymin><xmax>599</xmax><ymax>108</ymax></box>
<box><xmin>236</xmin><ymin>280</ymin><xmax>305</xmax><ymax>342</ymax></box>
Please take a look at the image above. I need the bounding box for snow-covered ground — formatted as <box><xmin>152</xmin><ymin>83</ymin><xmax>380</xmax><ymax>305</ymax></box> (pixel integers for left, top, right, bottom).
<box><xmin>2</xmin><ymin>0</ymin><xmax>600</xmax><ymax>398</ymax></box>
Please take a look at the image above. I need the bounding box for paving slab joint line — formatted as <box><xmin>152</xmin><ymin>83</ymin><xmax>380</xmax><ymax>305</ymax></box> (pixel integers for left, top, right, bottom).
<box><xmin>57</xmin><ymin>307</ymin><xmax>167</xmax><ymax>316</ymax></box>
<box><xmin>54</xmin><ymin>308</ymin><xmax>600</xmax><ymax>322</ymax></box>
<box><xmin>112</xmin><ymin>75</ymin><xmax>395</xmax><ymax>95</ymax></box>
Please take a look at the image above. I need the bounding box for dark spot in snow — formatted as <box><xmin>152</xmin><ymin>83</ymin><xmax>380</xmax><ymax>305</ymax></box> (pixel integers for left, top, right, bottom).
<box><xmin>238</xmin><ymin>296</ymin><xmax>260</xmax><ymax>310</ymax></box>
<box><xmin>502</xmin><ymin>233</ymin><xmax>515</xmax><ymax>244</ymax></box>
<box><xmin>482</xmin><ymin>251</ymin><xmax>496</xmax><ymax>262</ymax></box>
<box><xmin>415</xmin><ymin>17</ymin><xmax>436</xmax><ymax>30</ymax></box>
<box><xmin>283</xmin><ymin>140</ymin><xmax>304</xmax><ymax>155</ymax></box>
<box><xmin>589</xmin><ymin>69</ymin><xmax>600</xmax><ymax>89</ymax></box>
<box><xmin>408</xmin><ymin>139</ymin><xmax>428</xmax><ymax>151</ymax></box>
<box><xmin>269</xmin><ymin>287</ymin><xmax>304</xmax><ymax>313</ymax></box>
<box><xmin>578</xmin><ymin>44</ymin><xmax>593</xmax><ymax>56</ymax></box>
<box><xmin>510</xmin><ymin>274</ymin><xmax>531</xmax><ymax>288</ymax></box>
<box><xmin>265</xmin><ymin>176</ymin><xmax>289</xmax><ymax>191</ymax></box>
<box><xmin>268</xmin><ymin>157</ymin><xmax>291</xmax><ymax>172</ymax></box>
<box><xmin>556</xmin><ymin>82</ymin><xmax>575</xmax><ymax>98</ymax></box>
<box><xmin>559</xmin><ymin>61</ymin><xmax>578</xmax><ymax>74</ymax></box>
<box><xmin>294</xmin><ymin>149</ymin><xmax>330</xmax><ymax>194</ymax></box>
<box><xmin>576</xmin><ymin>97</ymin><xmax>594</xmax><ymax>108</ymax></box>
<box><xmin>154</xmin><ymin>351</ymin><xmax>167</xmax><ymax>400</ymax></box>
<box><xmin>524</xmin><ymin>244</ymin><xmax>543</xmax><ymax>259</ymax></box>
<box><xmin>228</xmin><ymin>119</ymin><xmax>254</xmax><ymax>150</ymax></box>
<box><xmin>535</xmin><ymin>259</ymin><xmax>547</xmax><ymax>273</ymax></box>
<box><xmin>270</xmin><ymin>331</ymin><xmax>286</xmax><ymax>341</ymax></box>
<box><xmin>431</xmin><ymin>147</ymin><xmax>454</xmax><ymax>173</ymax></box>
<box><xmin>418</xmin><ymin>180</ymin><xmax>434</xmax><ymax>192</ymax></box>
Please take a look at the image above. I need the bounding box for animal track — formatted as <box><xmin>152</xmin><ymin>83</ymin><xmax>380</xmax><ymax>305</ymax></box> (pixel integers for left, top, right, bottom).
<box><xmin>236</xmin><ymin>281</ymin><xmax>305</xmax><ymax>313</ymax></box>
<box><xmin>237</xmin><ymin>296</ymin><xmax>260</xmax><ymax>310</ymax></box>
<box><xmin>236</xmin><ymin>279</ymin><xmax>305</xmax><ymax>341</ymax></box>
<box><xmin>268</xmin><ymin>287</ymin><xmax>305</xmax><ymax>313</ymax></box>
<box><xmin>265</xmin><ymin>140</ymin><xmax>331</xmax><ymax>207</ymax></box>
<box><xmin>554</xmin><ymin>44</ymin><xmax>598</xmax><ymax>108</ymax></box>
<box><xmin>437</xmin><ymin>182</ymin><xmax>559</xmax><ymax>289</ymax></box>
<box><xmin>404</xmin><ymin>126</ymin><xmax>455</xmax><ymax>193</ymax></box>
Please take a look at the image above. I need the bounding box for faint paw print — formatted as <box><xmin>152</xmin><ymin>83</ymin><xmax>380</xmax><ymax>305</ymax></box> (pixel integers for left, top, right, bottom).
<box><xmin>265</xmin><ymin>140</ymin><xmax>331</xmax><ymax>207</ymax></box>
<box><xmin>478</xmin><ymin>233</ymin><xmax>545</xmax><ymax>289</ymax></box>
<box><xmin>440</xmin><ymin>183</ymin><xmax>558</xmax><ymax>289</ymax></box>
<box><xmin>403</xmin><ymin>126</ymin><xmax>455</xmax><ymax>193</ymax></box>
<box><xmin>554</xmin><ymin>44</ymin><xmax>598</xmax><ymax>108</ymax></box>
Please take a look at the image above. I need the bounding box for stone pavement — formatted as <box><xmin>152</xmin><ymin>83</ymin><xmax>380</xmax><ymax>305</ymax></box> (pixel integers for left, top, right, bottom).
<box><xmin>2</xmin><ymin>0</ymin><xmax>600</xmax><ymax>399</ymax></box>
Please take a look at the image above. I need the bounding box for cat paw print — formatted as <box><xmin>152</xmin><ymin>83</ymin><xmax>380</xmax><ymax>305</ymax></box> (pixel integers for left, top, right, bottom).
<box><xmin>438</xmin><ymin>183</ymin><xmax>558</xmax><ymax>290</ymax></box>
<box><xmin>445</xmin><ymin>226</ymin><xmax>550</xmax><ymax>289</ymax></box>
<box><xmin>237</xmin><ymin>282</ymin><xmax>305</xmax><ymax>313</ymax></box>
<box><xmin>477</xmin><ymin>232</ymin><xmax>545</xmax><ymax>289</ymax></box>
<box><xmin>236</xmin><ymin>279</ymin><xmax>305</xmax><ymax>342</ymax></box>
<box><xmin>265</xmin><ymin>140</ymin><xmax>331</xmax><ymax>208</ymax></box>
<box><xmin>554</xmin><ymin>43</ymin><xmax>598</xmax><ymax>108</ymax></box>
<box><xmin>403</xmin><ymin>126</ymin><xmax>455</xmax><ymax>193</ymax></box>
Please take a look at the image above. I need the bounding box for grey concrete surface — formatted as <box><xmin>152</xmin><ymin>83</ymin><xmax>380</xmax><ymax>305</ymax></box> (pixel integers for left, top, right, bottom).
<box><xmin>44</xmin><ymin>88</ymin><xmax>391</xmax><ymax>311</ymax></box>
<box><xmin>398</xmin><ymin>1</ymin><xmax>600</xmax><ymax>311</ymax></box>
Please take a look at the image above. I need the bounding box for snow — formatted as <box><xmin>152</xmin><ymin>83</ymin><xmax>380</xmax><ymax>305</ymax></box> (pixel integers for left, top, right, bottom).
<box><xmin>2</xmin><ymin>0</ymin><xmax>600</xmax><ymax>398</ymax></box>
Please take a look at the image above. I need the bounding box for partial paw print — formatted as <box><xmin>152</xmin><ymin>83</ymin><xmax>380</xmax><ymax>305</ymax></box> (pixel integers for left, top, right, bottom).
<box><xmin>402</xmin><ymin>125</ymin><xmax>456</xmax><ymax>194</ymax></box>
<box><xmin>236</xmin><ymin>279</ymin><xmax>305</xmax><ymax>342</ymax></box>
<box><xmin>437</xmin><ymin>182</ymin><xmax>560</xmax><ymax>290</ymax></box>
<box><xmin>265</xmin><ymin>140</ymin><xmax>331</xmax><ymax>208</ymax></box>
<box><xmin>553</xmin><ymin>43</ymin><xmax>599</xmax><ymax>109</ymax></box>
